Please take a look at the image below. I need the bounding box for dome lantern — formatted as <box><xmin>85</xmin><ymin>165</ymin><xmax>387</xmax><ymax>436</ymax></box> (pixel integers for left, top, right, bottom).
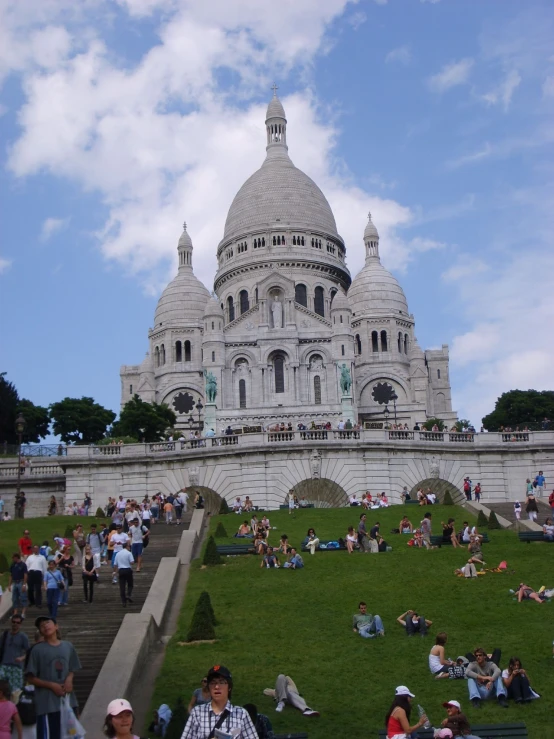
<box><xmin>178</xmin><ymin>221</ymin><xmax>194</xmax><ymax>271</ymax></box>
<box><xmin>265</xmin><ymin>83</ymin><xmax>288</xmax><ymax>155</ymax></box>
<box><xmin>364</xmin><ymin>211</ymin><xmax>380</xmax><ymax>262</ymax></box>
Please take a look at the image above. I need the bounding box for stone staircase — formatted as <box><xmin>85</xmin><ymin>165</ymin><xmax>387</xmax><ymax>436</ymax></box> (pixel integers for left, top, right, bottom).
<box><xmin>486</xmin><ymin>499</ymin><xmax>551</xmax><ymax>525</ymax></box>
<box><xmin>12</xmin><ymin>519</ymin><xmax>188</xmax><ymax>709</ymax></box>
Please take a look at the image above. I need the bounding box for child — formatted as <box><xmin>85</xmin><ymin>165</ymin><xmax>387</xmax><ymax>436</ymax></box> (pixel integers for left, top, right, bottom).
<box><xmin>514</xmin><ymin>501</ymin><xmax>522</xmax><ymax>520</ymax></box>
<box><xmin>413</xmin><ymin>529</ymin><xmax>424</xmax><ymax>548</ymax></box>
<box><xmin>0</xmin><ymin>679</ymin><xmax>22</xmax><ymax>739</ymax></box>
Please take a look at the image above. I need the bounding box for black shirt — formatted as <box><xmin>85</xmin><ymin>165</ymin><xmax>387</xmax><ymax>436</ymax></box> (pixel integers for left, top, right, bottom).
<box><xmin>369</xmin><ymin>525</ymin><xmax>380</xmax><ymax>540</ymax></box>
<box><xmin>10</xmin><ymin>561</ymin><xmax>27</xmax><ymax>582</ymax></box>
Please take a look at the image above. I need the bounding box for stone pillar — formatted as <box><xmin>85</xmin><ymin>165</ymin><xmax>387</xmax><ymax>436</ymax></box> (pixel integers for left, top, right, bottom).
<box><xmin>341</xmin><ymin>395</ymin><xmax>355</xmax><ymax>424</ymax></box>
<box><xmin>204</xmin><ymin>403</ymin><xmax>217</xmax><ymax>434</ymax></box>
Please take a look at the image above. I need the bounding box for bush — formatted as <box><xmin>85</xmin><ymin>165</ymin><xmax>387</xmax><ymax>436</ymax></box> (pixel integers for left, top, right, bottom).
<box><xmin>442</xmin><ymin>490</ymin><xmax>454</xmax><ymax>506</ymax></box>
<box><xmin>214</xmin><ymin>522</ymin><xmax>228</xmax><ymax>538</ymax></box>
<box><xmin>476</xmin><ymin>510</ymin><xmax>488</xmax><ymax>529</ymax></box>
<box><xmin>422</xmin><ymin>417</ymin><xmax>445</xmax><ymax>431</ymax></box>
<box><xmin>219</xmin><ymin>498</ymin><xmax>230</xmax><ymax>515</ymax></box>
<box><xmin>64</xmin><ymin>524</ymin><xmax>75</xmax><ymax>539</ymax></box>
<box><xmin>488</xmin><ymin>511</ymin><xmax>502</xmax><ymax>530</ymax></box>
<box><xmin>164</xmin><ymin>698</ymin><xmax>188</xmax><ymax>739</ymax></box>
<box><xmin>95</xmin><ymin>507</ymin><xmax>105</xmax><ymax>518</ymax></box>
<box><xmin>197</xmin><ymin>590</ymin><xmax>219</xmax><ymax>625</ymax></box>
<box><xmin>202</xmin><ymin>536</ymin><xmax>222</xmax><ymax>566</ymax></box>
<box><xmin>0</xmin><ymin>552</ymin><xmax>9</xmax><ymax>573</ymax></box>
<box><xmin>187</xmin><ymin>591</ymin><xmax>216</xmax><ymax>641</ymax></box>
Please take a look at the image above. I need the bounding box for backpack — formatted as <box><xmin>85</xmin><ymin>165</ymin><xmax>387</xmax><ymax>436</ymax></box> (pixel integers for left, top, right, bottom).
<box><xmin>463</xmin><ymin>481</ymin><xmax>470</xmax><ymax>493</ymax></box>
<box><xmin>17</xmin><ymin>687</ymin><xmax>37</xmax><ymax>726</ymax></box>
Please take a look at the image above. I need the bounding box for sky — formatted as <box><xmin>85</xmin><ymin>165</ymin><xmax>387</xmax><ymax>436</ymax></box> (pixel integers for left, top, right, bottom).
<box><xmin>1</xmin><ymin>0</ymin><xmax>553</xmax><ymax>432</ymax></box>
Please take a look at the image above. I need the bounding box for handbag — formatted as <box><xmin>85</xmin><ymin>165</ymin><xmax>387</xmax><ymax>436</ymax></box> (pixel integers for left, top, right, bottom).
<box><xmin>60</xmin><ymin>694</ymin><xmax>86</xmax><ymax>739</ymax></box>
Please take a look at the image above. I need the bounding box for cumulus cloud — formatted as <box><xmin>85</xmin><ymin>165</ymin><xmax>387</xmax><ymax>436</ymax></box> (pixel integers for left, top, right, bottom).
<box><xmin>385</xmin><ymin>45</ymin><xmax>411</xmax><ymax>65</ymax></box>
<box><xmin>428</xmin><ymin>58</ymin><xmax>474</xmax><ymax>92</ymax></box>
<box><xmin>40</xmin><ymin>217</ymin><xmax>70</xmax><ymax>242</ymax></box>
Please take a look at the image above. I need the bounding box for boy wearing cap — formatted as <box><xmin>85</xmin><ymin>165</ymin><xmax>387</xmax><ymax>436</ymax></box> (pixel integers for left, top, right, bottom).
<box><xmin>26</xmin><ymin>616</ymin><xmax>81</xmax><ymax>739</ymax></box>
<box><xmin>439</xmin><ymin>700</ymin><xmax>482</xmax><ymax>738</ymax></box>
<box><xmin>182</xmin><ymin>664</ymin><xmax>257</xmax><ymax>738</ymax></box>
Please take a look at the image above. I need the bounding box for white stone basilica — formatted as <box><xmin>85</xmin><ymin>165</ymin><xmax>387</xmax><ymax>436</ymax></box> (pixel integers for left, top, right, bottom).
<box><xmin>120</xmin><ymin>92</ymin><xmax>456</xmax><ymax>431</ymax></box>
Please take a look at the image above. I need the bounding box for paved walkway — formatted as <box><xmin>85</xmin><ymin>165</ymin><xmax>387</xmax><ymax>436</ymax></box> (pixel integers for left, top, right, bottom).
<box><xmin>486</xmin><ymin>498</ymin><xmax>551</xmax><ymax>525</ymax></box>
<box><xmin>6</xmin><ymin>520</ymin><xmax>188</xmax><ymax>709</ymax></box>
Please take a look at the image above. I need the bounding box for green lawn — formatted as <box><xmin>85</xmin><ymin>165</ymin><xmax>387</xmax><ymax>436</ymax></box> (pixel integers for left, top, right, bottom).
<box><xmin>0</xmin><ymin>515</ymin><xmax>107</xmax><ymax>588</ymax></box>
<box><xmin>150</xmin><ymin>506</ymin><xmax>553</xmax><ymax>738</ymax></box>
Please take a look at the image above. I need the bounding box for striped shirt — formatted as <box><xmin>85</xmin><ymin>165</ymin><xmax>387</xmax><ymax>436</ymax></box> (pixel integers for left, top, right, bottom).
<box><xmin>181</xmin><ymin>701</ymin><xmax>257</xmax><ymax>739</ymax></box>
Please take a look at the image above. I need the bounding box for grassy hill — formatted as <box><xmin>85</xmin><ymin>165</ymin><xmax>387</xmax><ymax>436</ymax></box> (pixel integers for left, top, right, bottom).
<box><xmin>150</xmin><ymin>505</ymin><xmax>553</xmax><ymax>738</ymax></box>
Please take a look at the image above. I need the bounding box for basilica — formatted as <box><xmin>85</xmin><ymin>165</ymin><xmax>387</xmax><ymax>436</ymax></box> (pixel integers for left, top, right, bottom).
<box><xmin>120</xmin><ymin>92</ymin><xmax>456</xmax><ymax>431</ymax></box>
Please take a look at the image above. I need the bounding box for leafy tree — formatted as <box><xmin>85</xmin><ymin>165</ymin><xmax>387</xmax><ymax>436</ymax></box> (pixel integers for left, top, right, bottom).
<box><xmin>17</xmin><ymin>399</ymin><xmax>50</xmax><ymax>443</ymax></box>
<box><xmin>454</xmin><ymin>419</ymin><xmax>472</xmax><ymax>433</ymax></box>
<box><xmin>487</xmin><ymin>511</ymin><xmax>501</xmax><ymax>530</ymax></box>
<box><xmin>442</xmin><ymin>490</ymin><xmax>454</xmax><ymax>506</ymax></box>
<box><xmin>95</xmin><ymin>507</ymin><xmax>105</xmax><ymax>518</ymax></box>
<box><xmin>111</xmin><ymin>394</ymin><xmax>176</xmax><ymax>442</ymax></box>
<box><xmin>203</xmin><ymin>536</ymin><xmax>222</xmax><ymax>566</ymax></box>
<box><xmin>0</xmin><ymin>373</ymin><xmax>50</xmax><ymax>444</ymax></box>
<box><xmin>214</xmin><ymin>522</ymin><xmax>228</xmax><ymax>538</ymax></box>
<box><xmin>49</xmin><ymin>397</ymin><xmax>116</xmax><ymax>444</ymax></box>
<box><xmin>422</xmin><ymin>417</ymin><xmax>445</xmax><ymax>431</ymax></box>
<box><xmin>219</xmin><ymin>498</ymin><xmax>230</xmax><ymax>515</ymax></box>
<box><xmin>0</xmin><ymin>551</ymin><xmax>9</xmax><ymax>572</ymax></box>
<box><xmin>482</xmin><ymin>389</ymin><xmax>554</xmax><ymax>431</ymax></box>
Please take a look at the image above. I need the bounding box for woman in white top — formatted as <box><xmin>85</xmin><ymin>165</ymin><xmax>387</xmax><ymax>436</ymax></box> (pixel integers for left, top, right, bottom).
<box><xmin>345</xmin><ymin>526</ymin><xmax>358</xmax><ymax>553</ymax></box>
<box><xmin>429</xmin><ymin>632</ymin><xmax>454</xmax><ymax>678</ymax></box>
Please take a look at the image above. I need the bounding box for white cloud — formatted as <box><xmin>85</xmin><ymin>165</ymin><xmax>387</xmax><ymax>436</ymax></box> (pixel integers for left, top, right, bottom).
<box><xmin>40</xmin><ymin>217</ymin><xmax>70</xmax><ymax>242</ymax></box>
<box><xmin>441</xmin><ymin>256</ymin><xmax>488</xmax><ymax>283</ymax></box>
<box><xmin>409</xmin><ymin>237</ymin><xmax>446</xmax><ymax>253</ymax></box>
<box><xmin>481</xmin><ymin>69</ymin><xmax>521</xmax><ymax>111</ymax></box>
<box><xmin>0</xmin><ymin>257</ymin><xmax>12</xmax><ymax>274</ymax></box>
<box><xmin>446</xmin><ymin>144</ymin><xmax>492</xmax><ymax>169</ymax></box>
<box><xmin>428</xmin><ymin>58</ymin><xmax>474</xmax><ymax>93</ymax></box>
<box><xmin>347</xmin><ymin>11</ymin><xmax>366</xmax><ymax>29</ymax></box>
<box><xmin>420</xmin><ymin>0</ymin><xmax>441</xmax><ymax>3</ymax></box>
<box><xmin>385</xmin><ymin>45</ymin><xmax>411</xmax><ymax>65</ymax></box>
<box><xmin>543</xmin><ymin>75</ymin><xmax>554</xmax><ymax>98</ymax></box>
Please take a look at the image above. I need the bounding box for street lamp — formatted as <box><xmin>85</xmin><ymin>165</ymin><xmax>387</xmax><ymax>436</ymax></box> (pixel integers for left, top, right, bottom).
<box><xmin>391</xmin><ymin>392</ymin><xmax>398</xmax><ymax>425</ymax></box>
<box><xmin>15</xmin><ymin>412</ymin><xmax>26</xmax><ymax>519</ymax></box>
<box><xmin>196</xmin><ymin>400</ymin><xmax>204</xmax><ymax>431</ymax></box>
<box><xmin>383</xmin><ymin>405</ymin><xmax>390</xmax><ymax>426</ymax></box>
<box><xmin>139</xmin><ymin>428</ymin><xmax>145</xmax><ymax>443</ymax></box>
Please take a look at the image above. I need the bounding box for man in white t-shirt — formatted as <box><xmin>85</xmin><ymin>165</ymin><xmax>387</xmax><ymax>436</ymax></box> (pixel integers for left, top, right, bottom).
<box><xmin>111</xmin><ymin>525</ymin><xmax>130</xmax><ymax>584</ymax></box>
<box><xmin>129</xmin><ymin>518</ymin><xmax>149</xmax><ymax>572</ymax></box>
<box><xmin>117</xmin><ymin>496</ymin><xmax>127</xmax><ymax>512</ymax></box>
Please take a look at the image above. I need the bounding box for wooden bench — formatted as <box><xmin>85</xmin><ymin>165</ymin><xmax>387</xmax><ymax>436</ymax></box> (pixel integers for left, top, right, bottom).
<box><xmin>431</xmin><ymin>533</ymin><xmax>490</xmax><ymax>547</ymax></box>
<box><xmin>216</xmin><ymin>544</ymin><xmax>255</xmax><ymax>555</ymax></box>
<box><xmin>279</xmin><ymin>503</ymin><xmax>315</xmax><ymax>509</ymax></box>
<box><xmin>300</xmin><ymin>539</ymin><xmax>346</xmax><ymax>552</ymax></box>
<box><xmin>404</xmin><ymin>499</ymin><xmax>419</xmax><ymax>505</ymax></box>
<box><xmin>378</xmin><ymin>723</ymin><xmax>527</xmax><ymax>738</ymax></box>
<box><xmin>274</xmin><ymin>734</ymin><xmax>308</xmax><ymax>739</ymax></box>
<box><xmin>518</xmin><ymin>530</ymin><xmax>553</xmax><ymax>543</ymax></box>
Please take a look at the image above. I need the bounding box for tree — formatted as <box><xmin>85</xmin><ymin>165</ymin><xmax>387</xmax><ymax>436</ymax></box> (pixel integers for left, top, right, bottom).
<box><xmin>197</xmin><ymin>590</ymin><xmax>219</xmax><ymax>625</ymax></box>
<box><xmin>442</xmin><ymin>490</ymin><xmax>454</xmax><ymax>506</ymax></box>
<box><xmin>203</xmin><ymin>536</ymin><xmax>222</xmax><ymax>566</ymax></box>
<box><xmin>214</xmin><ymin>522</ymin><xmax>228</xmax><ymax>538</ymax></box>
<box><xmin>482</xmin><ymin>389</ymin><xmax>554</xmax><ymax>431</ymax></box>
<box><xmin>49</xmin><ymin>397</ymin><xmax>116</xmax><ymax>444</ymax></box>
<box><xmin>476</xmin><ymin>510</ymin><xmax>488</xmax><ymax>529</ymax></box>
<box><xmin>17</xmin><ymin>399</ymin><xmax>50</xmax><ymax>443</ymax></box>
<box><xmin>487</xmin><ymin>511</ymin><xmax>501</xmax><ymax>530</ymax></box>
<box><xmin>111</xmin><ymin>394</ymin><xmax>176</xmax><ymax>442</ymax></box>
<box><xmin>219</xmin><ymin>498</ymin><xmax>230</xmax><ymax>515</ymax></box>
<box><xmin>454</xmin><ymin>419</ymin><xmax>471</xmax><ymax>433</ymax></box>
<box><xmin>0</xmin><ymin>373</ymin><xmax>19</xmax><ymax>443</ymax></box>
<box><xmin>422</xmin><ymin>418</ymin><xmax>445</xmax><ymax>431</ymax></box>
<box><xmin>187</xmin><ymin>591</ymin><xmax>216</xmax><ymax>641</ymax></box>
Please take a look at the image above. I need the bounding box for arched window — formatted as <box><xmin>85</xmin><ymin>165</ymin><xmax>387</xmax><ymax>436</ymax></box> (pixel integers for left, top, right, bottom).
<box><xmin>274</xmin><ymin>355</ymin><xmax>285</xmax><ymax>393</ymax></box>
<box><xmin>437</xmin><ymin>369</ymin><xmax>441</xmax><ymax>379</ymax></box>
<box><xmin>314</xmin><ymin>286</ymin><xmax>325</xmax><ymax>316</ymax></box>
<box><xmin>314</xmin><ymin>375</ymin><xmax>321</xmax><ymax>405</ymax></box>
<box><xmin>436</xmin><ymin>392</ymin><xmax>446</xmax><ymax>413</ymax></box>
<box><xmin>175</xmin><ymin>340</ymin><xmax>182</xmax><ymax>362</ymax></box>
<box><xmin>356</xmin><ymin>334</ymin><xmax>362</xmax><ymax>355</ymax></box>
<box><xmin>330</xmin><ymin>289</ymin><xmax>337</xmax><ymax>305</ymax></box>
<box><xmin>212</xmin><ymin>351</ymin><xmax>215</xmax><ymax>362</ymax></box>
<box><xmin>371</xmin><ymin>331</ymin><xmax>379</xmax><ymax>352</ymax></box>
<box><xmin>341</xmin><ymin>344</ymin><xmax>345</xmax><ymax>356</ymax></box>
<box><xmin>239</xmin><ymin>290</ymin><xmax>249</xmax><ymax>314</ymax></box>
<box><xmin>239</xmin><ymin>379</ymin><xmax>246</xmax><ymax>408</ymax></box>
<box><xmin>211</xmin><ymin>321</ymin><xmax>214</xmax><ymax>330</ymax></box>
<box><xmin>155</xmin><ymin>346</ymin><xmax>160</xmax><ymax>367</ymax></box>
<box><xmin>227</xmin><ymin>296</ymin><xmax>235</xmax><ymax>322</ymax></box>
<box><xmin>295</xmin><ymin>283</ymin><xmax>307</xmax><ymax>307</ymax></box>
<box><xmin>184</xmin><ymin>340</ymin><xmax>191</xmax><ymax>362</ymax></box>
<box><xmin>255</xmin><ymin>288</ymin><xmax>258</xmax><ymax>304</ymax></box>
<box><xmin>273</xmin><ymin>236</ymin><xmax>277</xmax><ymax>245</ymax></box>
<box><xmin>160</xmin><ymin>344</ymin><xmax>166</xmax><ymax>365</ymax></box>
<box><xmin>404</xmin><ymin>334</ymin><xmax>409</xmax><ymax>354</ymax></box>
<box><xmin>398</xmin><ymin>332</ymin><xmax>402</xmax><ymax>353</ymax></box>
<box><xmin>380</xmin><ymin>330</ymin><xmax>388</xmax><ymax>352</ymax></box>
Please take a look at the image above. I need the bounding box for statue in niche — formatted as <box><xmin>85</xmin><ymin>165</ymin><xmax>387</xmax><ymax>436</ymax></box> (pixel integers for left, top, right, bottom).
<box><xmin>271</xmin><ymin>294</ymin><xmax>283</xmax><ymax>328</ymax></box>
<box><xmin>429</xmin><ymin>456</ymin><xmax>440</xmax><ymax>479</ymax></box>
<box><xmin>311</xmin><ymin>450</ymin><xmax>321</xmax><ymax>479</ymax></box>
<box><xmin>339</xmin><ymin>363</ymin><xmax>352</xmax><ymax>396</ymax></box>
<box><xmin>204</xmin><ymin>369</ymin><xmax>217</xmax><ymax>403</ymax></box>
<box><xmin>310</xmin><ymin>355</ymin><xmax>323</xmax><ymax>371</ymax></box>
<box><xmin>236</xmin><ymin>360</ymin><xmax>248</xmax><ymax>375</ymax></box>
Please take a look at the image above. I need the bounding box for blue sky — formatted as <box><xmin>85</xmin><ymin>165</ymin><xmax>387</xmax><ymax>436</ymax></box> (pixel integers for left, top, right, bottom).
<box><xmin>1</xmin><ymin>0</ymin><xmax>553</xmax><ymax>430</ymax></box>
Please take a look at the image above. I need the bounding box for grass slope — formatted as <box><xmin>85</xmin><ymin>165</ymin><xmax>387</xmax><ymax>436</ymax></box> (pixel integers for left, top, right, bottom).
<box><xmin>150</xmin><ymin>506</ymin><xmax>553</xmax><ymax>737</ymax></box>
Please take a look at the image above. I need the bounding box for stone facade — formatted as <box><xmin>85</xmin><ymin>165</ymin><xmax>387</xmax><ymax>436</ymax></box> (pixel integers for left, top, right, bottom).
<box><xmin>120</xmin><ymin>92</ymin><xmax>456</xmax><ymax>431</ymax></box>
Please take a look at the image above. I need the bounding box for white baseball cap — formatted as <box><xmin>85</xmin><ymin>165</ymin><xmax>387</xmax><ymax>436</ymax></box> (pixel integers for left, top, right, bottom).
<box><xmin>395</xmin><ymin>685</ymin><xmax>415</xmax><ymax>698</ymax></box>
<box><xmin>107</xmin><ymin>699</ymin><xmax>133</xmax><ymax>716</ymax></box>
<box><xmin>442</xmin><ymin>700</ymin><xmax>461</xmax><ymax>710</ymax></box>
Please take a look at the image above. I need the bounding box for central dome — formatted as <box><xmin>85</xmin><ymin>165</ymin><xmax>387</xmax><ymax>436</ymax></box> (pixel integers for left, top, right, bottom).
<box><xmin>221</xmin><ymin>93</ymin><xmax>339</xmax><ymax>243</ymax></box>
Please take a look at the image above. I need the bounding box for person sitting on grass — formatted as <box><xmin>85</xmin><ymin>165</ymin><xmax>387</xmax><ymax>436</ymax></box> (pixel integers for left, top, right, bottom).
<box><xmin>283</xmin><ymin>548</ymin><xmax>304</xmax><ymax>569</ymax></box>
<box><xmin>253</xmin><ymin>533</ymin><xmax>267</xmax><ymax>556</ymax></box>
<box><xmin>187</xmin><ymin>676</ymin><xmax>211</xmax><ymax>713</ymax></box>
<box><xmin>413</xmin><ymin>528</ymin><xmax>424</xmax><ymax>548</ymax></box>
<box><xmin>232</xmin><ymin>497</ymin><xmax>243</xmax><ymax>513</ymax></box>
<box><xmin>515</xmin><ymin>583</ymin><xmax>545</xmax><ymax>604</ymax></box>
<box><xmin>243</xmin><ymin>496</ymin><xmax>253</xmax><ymax>513</ymax></box>
<box><xmin>352</xmin><ymin>601</ymin><xmax>385</xmax><ymax>638</ymax></box>
<box><xmin>501</xmin><ymin>657</ymin><xmax>540</xmax><ymax>703</ymax></box>
<box><xmin>385</xmin><ymin>685</ymin><xmax>428</xmax><ymax>739</ymax></box>
<box><xmin>345</xmin><ymin>526</ymin><xmax>359</xmax><ymax>553</ymax></box>
<box><xmin>396</xmin><ymin>609</ymin><xmax>432</xmax><ymax>637</ymax></box>
<box><xmin>441</xmin><ymin>518</ymin><xmax>462</xmax><ymax>547</ymax></box>
<box><xmin>261</xmin><ymin>547</ymin><xmax>280</xmax><ymax>569</ymax></box>
<box><xmin>399</xmin><ymin>515</ymin><xmax>413</xmax><ymax>534</ymax></box>
<box><xmin>263</xmin><ymin>674</ymin><xmax>319</xmax><ymax>717</ymax></box>
<box><xmin>466</xmin><ymin>647</ymin><xmax>509</xmax><ymax>709</ymax></box>
<box><xmin>302</xmin><ymin>528</ymin><xmax>320</xmax><ymax>555</ymax></box>
<box><xmin>261</xmin><ymin>515</ymin><xmax>270</xmax><ymax>533</ymax></box>
<box><xmin>467</xmin><ymin>534</ymin><xmax>485</xmax><ymax>565</ymax></box>
<box><xmin>543</xmin><ymin>518</ymin><xmax>554</xmax><ymax>542</ymax></box>
<box><xmin>243</xmin><ymin>704</ymin><xmax>273</xmax><ymax>739</ymax></box>
<box><xmin>438</xmin><ymin>699</ymin><xmax>482</xmax><ymax>739</ymax></box>
<box><xmin>278</xmin><ymin>534</ymin><xmax>291</xmax><ymax>553</ymax></box>
<box><xmin>429</xmin><ymin>633</ymin><xmax>455</xmax><ymax>678</ymax></box>
<box><xmin>250</xmin><ymin>514</ymin><xmax>259</xmax><ymax>534</ymax></box>
<box><xmin>235</xmin><ymin>521</ymin><xmax>253</xmax><ymax>538</ymax></box>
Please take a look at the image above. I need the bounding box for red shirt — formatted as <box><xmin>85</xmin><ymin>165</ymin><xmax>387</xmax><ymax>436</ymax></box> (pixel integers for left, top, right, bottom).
<box><xmin>19</xmin><ymin>537</ymin><xmax>33</xmax><ymax>555</ymax></box>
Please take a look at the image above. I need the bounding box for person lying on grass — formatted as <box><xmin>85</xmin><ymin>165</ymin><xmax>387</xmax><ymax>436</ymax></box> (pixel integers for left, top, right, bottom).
<box><xmin>263</xmin><ymin>674</ymin><xmax>319</xmax><ymax>717</ymax></box>
<box><xmin>396</xmin><ymin>609</ymin><xmax>432</xmax><ymax>637</ymax></box>
<box><xmin>515</xmin><ymin>583</ymin><xmax>546</xmax><ymax>604</ymax></box>
<box><xmin>352</xmin><ymin>601</ymin><xmax>385</xmax><ymax>638</ymax></box>
<box><xmin>260</xmin><ymin>547</ymin><xmax>280</xmax><ymax>569</ymax></box>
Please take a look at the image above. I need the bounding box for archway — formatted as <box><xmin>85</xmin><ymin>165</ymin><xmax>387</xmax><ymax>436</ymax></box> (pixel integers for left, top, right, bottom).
<box><xmin>184</xmin><ymin>485</ymin><xmax>222</xmax><ymax>516</ymax></box>
<box><xmin>290</xmin><ymin>478</ymin><xmax>348</xmax><ymax>508</ymax></box>
<box><xmin>410</xmin><ymin>478</ymin><xmax>465</xmax><ymax>505</ymax></box>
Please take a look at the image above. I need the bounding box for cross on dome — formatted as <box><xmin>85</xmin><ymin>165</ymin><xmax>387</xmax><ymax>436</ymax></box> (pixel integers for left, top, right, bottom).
<box><xmin>271</xmin><ymin>82</ymin><xmax>279</xmax><ymax>97</ymax></box>
<box><xmin>183</xmin><ymin>221</ymin><xmax>187</xmax><ymax>231</ymax></box>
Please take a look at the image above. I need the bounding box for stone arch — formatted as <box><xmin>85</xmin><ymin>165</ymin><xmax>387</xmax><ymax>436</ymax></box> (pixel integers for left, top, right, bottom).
<box><xmin>409</xmin><ymin>478</ymin><xmax>465</xmax><ymax>505</ymax></box>
<box><xmin>290</xmin><ymin>478</ymin><xmax>348</xmax><ymax>508</ymax></box>
<box><xmin>358</xmin><ymin>374</ymin><xmax>411</xmax><ymax>404</ymax></box>
<box><xmin>227</xmin><ymin>347</ymin><xmax>257</xmax><ymax>366</ymax></box>
<box><xmin>185</xmin><ymin>485</ymin><xmax>222</xmax><ymax>516</ymax></box>
<box><xmin>300</xmin><ymin>345</ymin><xmax>332</xmax><ymax>365</ymax></box>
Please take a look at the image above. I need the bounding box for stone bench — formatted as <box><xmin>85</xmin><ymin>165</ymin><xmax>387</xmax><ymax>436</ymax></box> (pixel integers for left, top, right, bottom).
<box><xmin>216</xmin><ymin>544</ymin><xmax>255</xmax><ymax>555</ymax></box>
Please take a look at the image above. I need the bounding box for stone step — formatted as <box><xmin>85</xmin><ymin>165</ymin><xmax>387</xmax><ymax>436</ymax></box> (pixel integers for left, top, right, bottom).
<box><xmin>13</xmin><ymin>520</ymin><xmax>188</xmax><ymax>709</ymax></box>
<box><xmin>486</xmin><ymin>499</ymin><xmax>551</xmax><ymax>525</ymax></box>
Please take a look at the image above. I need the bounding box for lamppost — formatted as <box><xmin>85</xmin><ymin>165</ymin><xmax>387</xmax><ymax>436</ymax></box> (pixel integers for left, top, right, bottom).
<box><xmin>15</xmin><ymin>412</ymin><xmax>26</xmax><ymax>519</ymax></box>
<box><xmin>196</xmin><ymin>400</ymin><xmax>204</xmax><ymax>431</ymax></box>
<box><xmin>383</xmin><ymin>405</ymin><xmax>390</xmax><ymax>427</ymax></box>
<box><xmin>139</xmin><ymin>428</ymin><xmax>145</xmax><ymax>443</ymax></box>
<box><xmin>391</xmin><ymin>392</ymin><xmax>398</xmax><ymax>425</ymax></box>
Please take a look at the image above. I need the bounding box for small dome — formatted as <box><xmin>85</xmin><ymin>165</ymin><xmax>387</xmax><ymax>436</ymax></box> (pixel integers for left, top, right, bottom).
<box><xmin>178</xmin><ymin>223</ymin><xmax>192</xmax><ymax>249</ymax></box>
<box><xmin>348</xmin><ymin>260</ymin><xmax>409</xmax><ymax>317</ymax></box>
<box><xmin>331</xmin><ymin>291</ymin><xmax>350</xmax><ymax>311</ymax></box>
<box><xmin>266</xmin><ymin>96</ymin><xmax>286</xmax><ymax>120</ymax></box>
<box><xmin>203</xmin><ymin>296</ymin><xmax>224</xmax><ymax>317</ymax></box>
<box><xmin>364</xmin><ymin>212</ymin><xmax>379</xmax><ymax>241</ymax></box>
